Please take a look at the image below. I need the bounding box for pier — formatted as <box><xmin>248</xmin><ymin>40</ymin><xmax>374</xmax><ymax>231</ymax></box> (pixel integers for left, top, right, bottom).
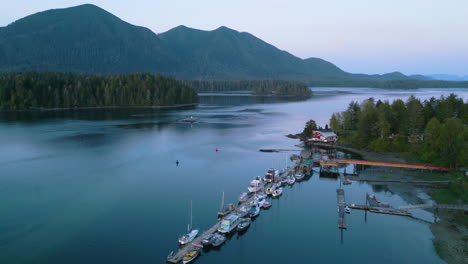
<box><xmin>324</xmin><ymin>158</ymin><xmax>451</xmax><ymax>171</ymax></box>
<box><xmin>336</xmin><ymin>189</ymin><xmax>347</xmax><ymax>229</ymax></box>
<box><xmin>167</xmin><ymin>162</ymin><xmax>300</xmax><ymax>263</ymax></box>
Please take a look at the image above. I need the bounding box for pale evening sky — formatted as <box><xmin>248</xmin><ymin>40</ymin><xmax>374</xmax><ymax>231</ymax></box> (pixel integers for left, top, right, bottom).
<box><xmin>1</xmin><ymin>0</ymin><xmax>467</xmax><ymax>76</ymax></box>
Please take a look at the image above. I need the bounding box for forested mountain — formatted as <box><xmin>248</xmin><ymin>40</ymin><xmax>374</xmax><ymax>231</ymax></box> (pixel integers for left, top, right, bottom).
<box><xmin>0</xmin><ymin>4</ymin><xmax>426</xmax><ymax>83</ymax></box>
<box><xmin>0</xmin><ymin>4</ymin><xmax>176</xmax><ymax>74</ymax></box>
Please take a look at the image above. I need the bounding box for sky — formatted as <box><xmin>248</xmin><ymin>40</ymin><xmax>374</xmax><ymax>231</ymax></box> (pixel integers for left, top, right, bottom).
<box><xmin>2</xmin><ymin>0</ymin><xmax>468</xmax><ymax>76</ymax></box>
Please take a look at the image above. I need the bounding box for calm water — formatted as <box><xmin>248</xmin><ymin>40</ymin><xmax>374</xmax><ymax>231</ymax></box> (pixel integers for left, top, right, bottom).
<box><xmin>1</xmin><ymin>88</ymin><xmax>467</xmax><ymax>264</ymax></box>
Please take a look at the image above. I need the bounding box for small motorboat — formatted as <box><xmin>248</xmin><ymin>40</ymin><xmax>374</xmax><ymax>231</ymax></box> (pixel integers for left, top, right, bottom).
<box><xmin>264</xmin><ymin>172</ymin><xmax>274</xmax><ymax>182</ymax></box>
<box><xmin>345</xmin><ymin>206</ymin><xmax>351</xmax><ymax>214</ymax></box>
<box><xmin>238</xmin><ymin>192</ymin><xmax>249</xmax><ymax>203</ymax></box>
<box><xmin>287</xmin><ymin>176</ymin><xmax>295</xmax><ymax>185</ymax></box>
<box><xmin>248</xmin><ymin>179</ymin><xmax>264</xmax><ymax>193</ymax></box>
<box><xmin>262</xmin><ymin>201</ymin><xmax>272</xmax><ymax>209</ymax></box>
<box><xmin>167</xmin><ymin>251</ymin><xmax>174</xmax><ymax>260</ymax></box>
<box><xmin>237</xmin><ymin>204</ymin><xmax>251</xmax><ymax>218</ymax></box>
<box><xmin>265</xmin><ymin>187</ymin><xmax>274</xmax><ymax>195</ymax></box>
<box><xmin>249</xmin><ymin>205</ymin><xmax>260</xmax><ymax>218</ymax></box>
<box><xmin>295</xmin><ymin>173</ymin><xmax>304</xmax><ymax>181</ymax></box>
<box><xmin>182</xmin><ymin>244</ymin><xmax>202</xmax><ymax>264</ymax></box>
<box><xmin>256</xmin><ymin>192</ymin><xmax>267</xmax><ymax>199</ymax></box>
<box><xmin>237</xmin><ymin>218</ymin><xmax>251</xmax><ymax>232</ymax></box>
<box><xmin>179</xmin><ymin>229</ymin><xmax>199</xmax><ymax>245</ymax></box>
<box><xmin>211</xmin><ymin>233</ymin><xmax>226</xmax><ymax>247</ymax></box>
<box><xmin>272</xmin><ymin>187</ymin><xmax>283</xmax><ymax>197</ymax></box>
<box><xmin>201</xmin><ymin>234</ymin><xmax>214</xmax><ymax>246</ymax></box>
<box><xmin>181</xmin><ymin>116</ymin><xmax>196</xmax><ymax>123</ymax></box>
<box><xmin>256</xmin><ymin>197</ymin><xmax>266</xmax><ymax>207</ymax></box>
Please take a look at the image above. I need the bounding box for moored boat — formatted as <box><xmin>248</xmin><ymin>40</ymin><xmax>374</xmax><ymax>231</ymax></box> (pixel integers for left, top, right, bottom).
<box><xmin>237</xmin><ymin>204</ymin><xmax>251</xmax><ymax>218</ymax></box>
<box><xmin>262</xmin><ymin>201</ymin><xmax>272</xmax><ymax>209</ymax></box>
<box><xmin>295</xmin><ymin>173</ymin><xmax>304</xmax><ymax>181</ymax></box>
<box><xmin>201</xmin><ymin>233</ymin><xmax>214</xmax><ymax>246</ymax></box>
<box><xmin>238</xmin><ymin>192</ymin><xmax>249</xmax><ymax>203</ymax></box>
<box><xmin>247</xmin><ymin>179</ymin><xmax>264</xmax><ymax>193</ymax></box>
<box><xmin>218</xmin><ymin>214</ymin><xmax>241</xmax><ymax>233</ymax></box>
<box><xmin>211</xmin><ymin>233</ymin><xmax>226</xmax><ymax>247</ymax></box>
<box><xmin>237</xmin><ymin>218</ymin><xmax>251</xmax><ymax>232</ymax></box>
<box><xmin>182</xmin><ymin>244</ymin><xmax>202</xmax><ymax>264</ymax></box>
<box><xmin>345</xmin><ymin>206</ymin><xmax>351</xmax><ymax>214</ymax></box>
<box><xmin>272</xmin><ymin>187</ymin><xmax>283</xmax><ymax>197</ymax></box>
<box><xmin>249</xmin><ymin>205</ymin><xmax>260</xmax><ymax>218</ymax></box>
<box><xmin>179</xmin><ymin>229</ymin><xmax>199</xmax><ymax>245</ymax></box>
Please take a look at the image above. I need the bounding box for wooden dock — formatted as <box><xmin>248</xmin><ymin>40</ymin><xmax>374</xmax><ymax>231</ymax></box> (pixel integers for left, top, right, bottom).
<box><xmin>347</xmin><ymin>204</ymin><xmax>413</xmax><ymax>217</ymax></box>
<box><xmin>167</xmin><ymin>163</ymin><xmax>300</xmax><ymax>263</ymax></box>
<box><xmin>336</xmin><ymin>189</ymin><xmax>347</xmax><ymax>229</ymax></box>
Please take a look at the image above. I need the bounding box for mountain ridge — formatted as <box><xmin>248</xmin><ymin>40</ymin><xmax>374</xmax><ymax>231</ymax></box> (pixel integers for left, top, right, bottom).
<box><xmin>0</xmin><ymin>4</ymin><xmax>423</xmax><ymax>82</ymax></box>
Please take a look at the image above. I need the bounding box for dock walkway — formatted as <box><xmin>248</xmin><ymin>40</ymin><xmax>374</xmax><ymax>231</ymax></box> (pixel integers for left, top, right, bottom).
<box><xmin>167</xmin><ymin>164</ymin><xmax>299</xmax><ymax>263</ymax></box>
<box><xmin>336</xmin><ymin>189</ymin><xmax>347</xmax><ymax>229</ymax></box>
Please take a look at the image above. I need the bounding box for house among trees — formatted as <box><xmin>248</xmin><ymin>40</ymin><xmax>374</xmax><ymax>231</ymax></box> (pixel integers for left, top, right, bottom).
<box><xmin>310</xmin><ymin>130</ymin><xmax>338</xmax><ymax>143</ymax></box>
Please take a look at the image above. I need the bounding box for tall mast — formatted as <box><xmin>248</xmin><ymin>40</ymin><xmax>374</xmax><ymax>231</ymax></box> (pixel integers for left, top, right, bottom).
<box><xmin>190</xmin><ymin>200</ymin><xmax>193</xmax><ymax>231</ymax></box>
<box><xmin>220</xmin><ymin>191</ymin><xmax>224</xmax><ymax>211</ymax></box>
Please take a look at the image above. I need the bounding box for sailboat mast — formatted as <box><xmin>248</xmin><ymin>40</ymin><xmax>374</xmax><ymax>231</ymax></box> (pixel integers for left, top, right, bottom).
<box><xmin>189</xmin><ymin>200</ymin><xmax>193</xmax><ymax>231</ymax></box>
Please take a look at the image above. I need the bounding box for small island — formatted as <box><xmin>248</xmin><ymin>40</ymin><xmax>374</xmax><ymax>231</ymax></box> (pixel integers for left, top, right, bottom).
<box><xmin>0</xmin><ymin>72</ymin><xmax>199</xmax><ymax>111</ymax></box>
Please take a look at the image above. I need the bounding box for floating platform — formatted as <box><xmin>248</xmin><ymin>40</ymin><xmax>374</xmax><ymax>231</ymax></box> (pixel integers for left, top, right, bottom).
<box><xmin>336</xmin><ymin>189</ymin><xmax>347</xmax><ymax>229</ymax></box>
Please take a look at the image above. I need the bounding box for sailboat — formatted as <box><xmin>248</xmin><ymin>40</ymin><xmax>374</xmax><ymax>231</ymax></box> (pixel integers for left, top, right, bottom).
<box><xmin>178</xmin><ymin>201</ymin><xmax>199</xmax><ymax>245</ymax></box>
<box><xmin>218</xmin><ymin>191</ymin><xmax>236</xmax><ymax>217</ymax></box>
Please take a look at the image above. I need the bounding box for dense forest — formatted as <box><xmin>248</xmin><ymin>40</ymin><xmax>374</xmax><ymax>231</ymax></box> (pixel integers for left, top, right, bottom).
<box><xmin>0</xmin><ymin>72</ymin><xmax>198</xmax><ymax>110</ymax></box>
<box><xmin>183</xmin><ymin>79</ymin><xmax>311</xmax><ymax>97</ymax></box>
<box><xmin>327</xmin><ymin>94</ymin><xmax>467</xmax><ymax>168</ymax></box>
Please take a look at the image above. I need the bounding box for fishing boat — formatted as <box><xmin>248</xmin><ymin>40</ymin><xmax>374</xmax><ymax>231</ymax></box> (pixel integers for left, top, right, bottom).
<box><xmin>345</xmin><ymin>206</ymin><xmax>351</xmax><ymax>214</ymax></box>
<box><xmin>182</xmin><ymin>244</ymin><xmax>203</xmax><ymax>264</ymax></box>
<box><xmin>211</xmin><ymin>233</ymin><xmax>226</xmax><ymax>247</ymax></box>
<box><xmin>265</xmin><ymin>186</ymin><xmax>274</xmax><ymax>195</ymax></box>
<box><xmin>287</xmin><ymin>176</ymin><xmax>295</xmax><ymax>185</ymax></box>
<box><xmin>218</xmin><ymin>214</ymin><xmax>241</xmax><ymax>233</ymax></box>
<box><xmin>295</xmin><ymin>173</ymin><xmax>304</xmax><ymax>181</ymax></box>
<box><xmin>264</xmin><ymin>172</ymin><xmax>274</xmax><ymax>183</ymax></box>
<box><xmin>201</xmin><ymin>234</ymin><xmax>214</xmax><ymax>246</ymax></box>
<box><xmin>237</xmin><ymin>218</ymin><xmax>251</xmax><ymax>232</ymax></box>
<box><xmin>249</xmin><ymin>205</ymin><xmax>260</xmax><ymax>218</ymax></box>
<box><xmin>238</xmin><ymin>192</ymin><xmax>249</xmax><ymax>203</ymax></box>
<box><xmin>272</xmin><ymin>187</ymin><xmax>283</xmax><ymax>197</ymax></box>
<box><xmin>247</xmin><ymin>179</ymin><xmax>264</xmax><ymax>193</ymax></box>
<box><xmin>262</xmin><ymin>201</ymin><xmax>272</xmax><ymax>209</ymax></box>
<box><xmin>179</xmin><ymin>201</ymin><xmax>199</xmax><ymax>245</ymax></box>
<box><xmin>218</xmin><ymin>192</ymin><xmax>236</xmax><ymax>218</ymax></box>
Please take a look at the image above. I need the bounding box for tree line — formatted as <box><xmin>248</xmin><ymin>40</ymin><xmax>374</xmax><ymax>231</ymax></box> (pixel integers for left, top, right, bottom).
<box><xmin>328</xmin><ymin>94</ymin><xmax>467</xmax><ymax>168</ymax></box>
<box><xmin>0</xmin><ymin>72</ymin><xmax>198</xmax><ymax>110</ymax></box>
<box><xmin>182</xmin><ymin>79</ymin><xmax>311</xmax><ymax>97</ymax></box>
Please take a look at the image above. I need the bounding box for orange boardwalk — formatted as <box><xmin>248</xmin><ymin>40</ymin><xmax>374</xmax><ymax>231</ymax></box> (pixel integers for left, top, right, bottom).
<box><xmin>329</xmin><ymin>158</ymin><xmax>451</xmax><ymax>171</ymax></box>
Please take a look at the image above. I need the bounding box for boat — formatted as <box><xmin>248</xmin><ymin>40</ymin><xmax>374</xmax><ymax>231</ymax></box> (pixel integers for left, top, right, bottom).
<box><xmin>237</xmin><ymin>204</ymin><xmax>251</xmax><ymax>218</ymax></box>
<box><xmin>181</xmin><ymin>116</ymin><xmax>196</xmax><ymax>123</ymax></box>
<box><xmin>265</xmin><ymin>186</ymin><xmax>274</xmax><ymax>195</ymax></box>
<box><xmin>218</xmin><ymin>214</ymin><xmax>241</xmax><ymax>233</ymax></box>
<box><xmin>272</xmin><ymin>187</ymin><xmax>283</xmax><ymax>197</ymax></box>
<box><xmin>256</xmin><ymin>192</ymin><xmax>267</xmax><ymax>199</ymax></box>
<box><xmin>295</xmin><ymin>173</ymin><xmax>304</xmax><ymax>181</ymax></box>
<box><xmin>262</xmin><ymin>201</ymin><xmax>272</xmax><ymax>209</ymax></box>
<box><xmin>182</xmin><ymin>244</ymin><xmax>202</xmax><ymax>264</ymax></box>
<box><xmin>179</xmin><ymin>201</ymin><xmax>199</xmax><ymax>245</ymax></box>
<box><xmin>201</xmin><ymin>233</ymin><xmax>214</xmax><ymax>246</ymax></box>
<box><xmin>211</xmin><ymin>233</ymin><xmax>226</xmax><ymax>247</ymax></box>
<box><xmin>256</xmin><ymin>197</ymin><xmax>266</xmax><ymax>207</ymax></box>
<box><xmin>238</xmin><ymin>192</ymin><xmax>249</xmax><ymax>203</ymax></box>
<box><xmin>218</xmin><ymin>192</ymin><xmax>236</xmax><ymax>217</ymax></box>
<box><xmin>287</xmin><ymin>176</ymin><xmax>295</xmax><ymax>185</ymax></box>
<box><xmin>167</xmin><ymin>251</ymin><xmax>174</xmax><ymax>260</ymax></box>
<box><xmin>247</xmin><ymin>179</ymin><xmax>264</xmax><ymax>193</ymax></box>
<box><xmin>237</xmin><ymin>218</ymin><xmax>251</xmax><ymax>232</ymax></box>
<box><xmin>249</xmin><ymin>205</ymin><xmax>260</xmax><ymax>218</ymax></box>
<box><xmin>264</xmin><ymin>172</ymin><xmax>274</xmax><ymax>182</ymax></box>
<box><xmin>345</xmin><ymin>206</ymin><xmax>351</xmax><ymax>214</ymax></box>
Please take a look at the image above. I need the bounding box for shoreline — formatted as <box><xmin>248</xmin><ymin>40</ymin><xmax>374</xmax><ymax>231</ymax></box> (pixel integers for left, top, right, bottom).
<box><xmin>0</xmin><ymin>103</ymin><xmax>199</xmax><ymax>112</ymax></box>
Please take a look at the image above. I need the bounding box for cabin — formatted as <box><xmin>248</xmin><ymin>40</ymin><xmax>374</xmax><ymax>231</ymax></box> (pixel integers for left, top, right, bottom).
<box><xmin>310</xmin><ymin>131</ymin><xmax>338</xmax><ymax>143</ymax></box>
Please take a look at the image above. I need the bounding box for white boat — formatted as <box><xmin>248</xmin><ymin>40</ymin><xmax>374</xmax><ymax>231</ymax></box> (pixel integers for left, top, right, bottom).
<box><xmin>179</xmin><ymin>201</ymin><xmax>199</xmax><ymax>245</ymax></box>
<box><xmin>256</xmin><ymin>192</ymin><xmax>267</xmax><ymax>199</ymax></box>
<box><xmin>272</xmin><ymin>187</ymin><xmax>283</xmax><ymax>197</ymax></box>
<box><xmin>256</xmin><ymin>197</ymin><xmax>266</xmax><ymax>207</ymax></box>
<box><xmin>287</xmin><ymin>176</ymin><xmax>295</xmax><ymax>185</ymax></box>
<box><xmin>265</xmin><ymin>186</ymin><xmax>274</xmax><ymax>195</ymax></box>
<box><xmin>264</xmin><ymin>173</ymin><xmax>274</xmax><ymax>182</ymax></box>
<box><xmin>237</xmin><ymin>204</ymin><xmax>251</xmax><ymax>218</ymax></box>
<box><xmin>295</xmin><ymin>173</ymin><xmax>304</xmax><ymax>181</ymax></box>
<box><xmin>345</xmin><ymin>206</ymin><xmax>351</xmax><ymax>214</ymax></box>
<box><xmin>247</xmin><ymin>179</ymin><xmax>264</xmax><ymax>193</ymax></box>
<box><xmin>218</xmin><ymin>214</ymin><xmax>241</xmax><ymax>233</ymax></box>
<box><xmin>238</xmin><ymin>192</ymin><xmax>249</xmax><ymax>203</ymax></box>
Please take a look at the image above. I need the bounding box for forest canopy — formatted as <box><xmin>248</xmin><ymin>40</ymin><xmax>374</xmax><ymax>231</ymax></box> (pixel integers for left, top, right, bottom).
<box><xmin>0</xmin><ymin>72</ymin><xmax>198</xmax><ymax>110</ymax></box>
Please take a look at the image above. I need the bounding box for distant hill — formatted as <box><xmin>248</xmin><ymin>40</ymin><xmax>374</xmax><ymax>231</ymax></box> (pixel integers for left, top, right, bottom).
<box><xmin>0</xmin><ymin>4</ymin><xmax>462</xmax><ymax>86</ymax></box>
<box><xmin>428</xmin><ymin>74</ymin><xmax>468</xmax><ymax>81</ymax></box>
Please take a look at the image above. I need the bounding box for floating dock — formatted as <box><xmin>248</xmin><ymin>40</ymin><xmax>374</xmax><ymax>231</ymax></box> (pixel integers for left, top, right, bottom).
<box><xmin>336</xmin><ymin>189</ymin><xmax>347</xmax><ymax>229</ymax></box>
<box><xmin>326</xmin><ymin>158</ymin><xmax>451</xmax><ymax>171</ymax></box>
<box><xmin>167</xmin><ymin>161</ymin><xmax>301</xmax><ymax>263</ymax></box>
